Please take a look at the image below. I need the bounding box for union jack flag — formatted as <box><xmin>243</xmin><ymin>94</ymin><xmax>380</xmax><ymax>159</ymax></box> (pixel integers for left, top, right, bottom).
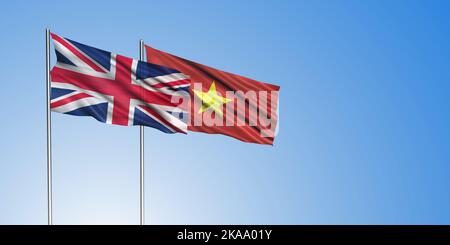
<box><xmin>50</xmin><ymin>33</ymin><xmax>190</xmax><ymax>133</ymax></box>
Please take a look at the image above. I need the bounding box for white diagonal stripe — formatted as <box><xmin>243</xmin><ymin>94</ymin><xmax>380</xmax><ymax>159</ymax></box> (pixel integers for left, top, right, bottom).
<box><xmin>57</xmin><ymin>36</ymin><xmax>109</xmax><ymax>73</ymax></box>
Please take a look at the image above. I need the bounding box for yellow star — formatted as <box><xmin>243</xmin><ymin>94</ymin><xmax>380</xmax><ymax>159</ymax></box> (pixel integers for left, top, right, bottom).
<box><xmin>193</xmin><ymin>81</ymin><xmax>233</xmax><ymax>116</ymax></box>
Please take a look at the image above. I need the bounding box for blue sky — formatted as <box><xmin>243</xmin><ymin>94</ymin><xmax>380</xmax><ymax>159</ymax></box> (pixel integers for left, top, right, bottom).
<box><xmin>0</xmin><ymin>0</ymin><xmax>450</xmax><ymax>224</ymax></box>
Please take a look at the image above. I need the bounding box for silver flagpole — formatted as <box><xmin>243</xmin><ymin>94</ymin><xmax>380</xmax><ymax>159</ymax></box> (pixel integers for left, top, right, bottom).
<box><xmin>139</xmin><ymin>39</ymin><xmax>145</xmax><ymax>225</ymax></box>
<box><xmin>45</xmin><ymin>28</ymin><xmax>53</xmax><ymax>225</ymax></box>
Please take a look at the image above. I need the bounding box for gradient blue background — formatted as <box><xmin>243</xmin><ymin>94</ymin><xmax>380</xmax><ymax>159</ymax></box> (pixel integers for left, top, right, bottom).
<box><xmin>1</xmin><ymin>0</ymin><xmax>449</xmax><ymax>224</ymax></box>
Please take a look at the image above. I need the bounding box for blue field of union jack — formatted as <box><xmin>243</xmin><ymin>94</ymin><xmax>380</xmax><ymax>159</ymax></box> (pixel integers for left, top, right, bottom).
<box><xmin>50</xmin><ymin>33</ymin><xmax>190</xmax><ymax>134</ymax></box>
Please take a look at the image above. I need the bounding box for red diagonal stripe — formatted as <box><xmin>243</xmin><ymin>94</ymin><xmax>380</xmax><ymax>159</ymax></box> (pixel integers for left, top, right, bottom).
<box><xmin>151</xmin><ymin>79</ymin><xmax>191</xmax><ymax>89</ymax></box>
<box><xmin>51</xmin><ymin>92</ymin><xmax>92</xmax><ymax>108</ymax></box>
<box><xmin>139</xmin><ymin>106</ymin><xmax>185</xmax><ymax>134</ymax></box>
<box><xmin>51</xmin><ymin>33</ymin><xmax>106</xmax><ymax>73</ymax></box>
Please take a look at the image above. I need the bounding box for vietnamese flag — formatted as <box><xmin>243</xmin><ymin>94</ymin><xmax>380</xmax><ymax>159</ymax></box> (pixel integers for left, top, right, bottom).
<box><xmin>145</xmin><ymin>45</ymin><xmax>280</xmax><ymax>145</ymax></box>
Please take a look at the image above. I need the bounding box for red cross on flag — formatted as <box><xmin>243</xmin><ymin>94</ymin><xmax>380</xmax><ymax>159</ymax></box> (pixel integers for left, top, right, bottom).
<box><xmin>49</xmin><ymin>33</ymin><xmax>191</xmax><ymax>134</ymax></box>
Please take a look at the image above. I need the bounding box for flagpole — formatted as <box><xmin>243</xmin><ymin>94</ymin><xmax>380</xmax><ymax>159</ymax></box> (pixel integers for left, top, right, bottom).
<box><xmin>139</xmin><ymin>39</ymin><xmax>145</xmax><ymax>225</ymax></box>
<box><xmin>45</xmin><ymin>28</ymin><xmax>53</xmax><ymax>225</ymax></box>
